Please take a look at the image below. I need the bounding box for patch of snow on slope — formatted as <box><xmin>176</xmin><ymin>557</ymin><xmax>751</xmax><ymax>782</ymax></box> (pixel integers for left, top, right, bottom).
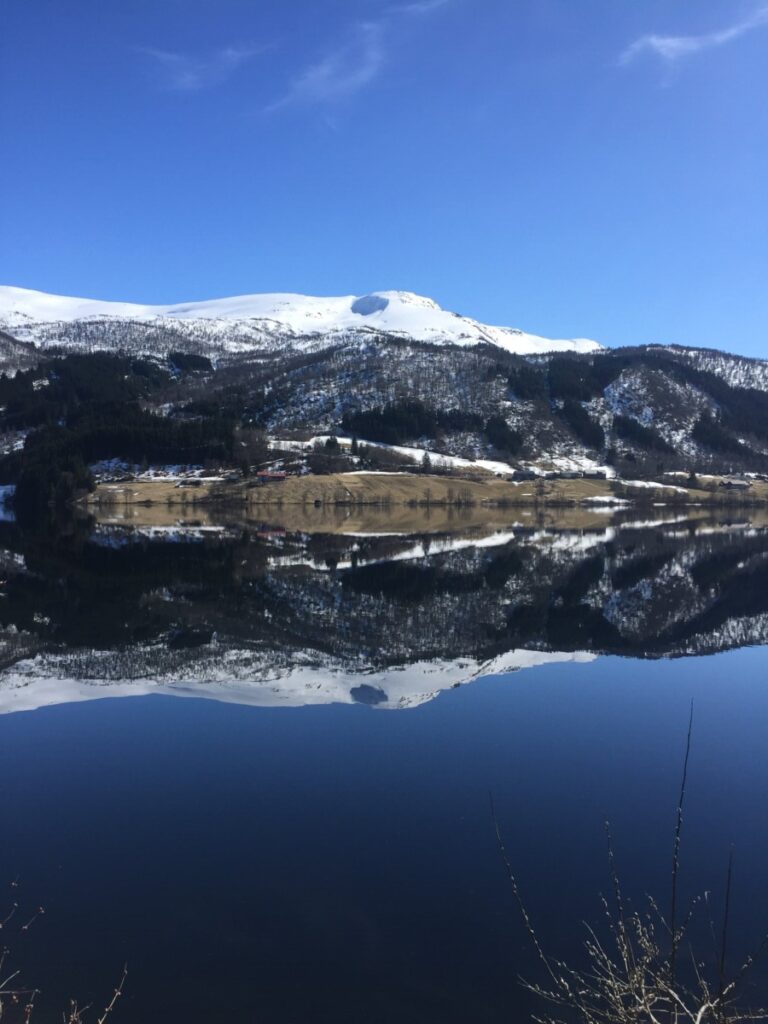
<box><xmin>282</xmin><ymin>435</ymin><xmax>518</xmax><ymax>475</ymax></box>
<box><xmin>622</xmin><ymin>479</ymin><xmax>688</xmax><ymax>494</ymax></box>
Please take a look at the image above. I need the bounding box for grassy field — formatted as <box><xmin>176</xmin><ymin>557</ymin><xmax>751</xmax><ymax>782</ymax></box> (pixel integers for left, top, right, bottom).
<box><xmin>88</xmin><ymin>479</ymin><xmax>225</xmax><ymax>507</ymax></box>
<box><xmin>87</xmin><ymin>471</ymin><xmax>768</xmax><ymax>521</ymax></box>
<box><xmin>94</xmin><ymin>498</ymin><xmax>681</xmax><ymax>535</ymax></box>
<box><xmin>247</xmin><ymin>472</ymin><xmax>640</xmax><ymax>506</ymax></box>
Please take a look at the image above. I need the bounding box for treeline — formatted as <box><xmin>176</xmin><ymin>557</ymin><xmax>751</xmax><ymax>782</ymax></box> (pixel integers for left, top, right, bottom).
<box><xmin>7</xmin><ymin>404</ymin><xmax>235</xmax><ymax>516</ymax></box>
<box><xmin>508</xmin><ymin>355</ymin><xmax>629</xmax><ymax>403</ymax></box>
<box><xmin>613</xmin><ymin>414</ymin><xmax>673</xmax><ymax>453</ymax></box>
<box><xmin>342</xmin><ymin>400</ymin><xmax>483</xmax><ymax>444</ymax></box>
<box><xmin>0</xmin><ymin>351</ymin><xmax>215</xmax><ymax>434</ymax></box>
<box><xmin>682</xmin><ymin>368</ymin><xmax>768</xmax><ymax>446</ymax></box>
<box><xmin>0</xmin><ymin>352</ymin><xmax>233</xmax><ymax>520</ymax></box>
<box><xmin>0</xmin><ymin>353</ymin><xmax>171</xmax><ymax>431</ymax></box>
<box><xmin>508</xmin><ymin>350</ymin><xmax>766</xmax><ymax>459</ymax></box>
<box><xmin>557</xmin><ymin>400</ymin><xmax>604</xmax><ymax>450</ymax></box>
<box><xmin>691</xmin><ymin>413</ymin><xmax>747</xmax><ymax>454</ymax></box>
<box><xmin>341</xmin><ymin>400</ymin><xmax>522</xmax><ymax>454</ymax></box>
<box><xmin>168</xmin><ymin>351</ymin><xmax>213</xmax><ymax>373</ymax></box>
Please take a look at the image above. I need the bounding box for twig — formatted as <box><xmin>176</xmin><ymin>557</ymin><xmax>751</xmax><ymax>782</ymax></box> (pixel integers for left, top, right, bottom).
<box><xmin>671</xmin><ymin>700</ymin><xmax>695</xmax><ymax>999</ymax></box>
<box><xmin>96</xmin><ymin>964</ymin><xmax>127</xmax><ymax>1024</ymax></box>
<box><xmin>20</xmin><ymin>908</ymin><xmax>44</xmax><ymax>933</ymax></box>
<box><xmin>718</xmin><ymin>848</ymin><xmax>735</xmax><ymax>1022</ymax></box>
<box><xmin>489</xmin><ymin>792</ymin><xmax>560</xmax><ymax>990</ymax></box>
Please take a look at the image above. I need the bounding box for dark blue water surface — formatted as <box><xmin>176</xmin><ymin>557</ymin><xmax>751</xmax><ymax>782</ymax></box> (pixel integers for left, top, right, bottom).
<box><xmin>2</xmin><ymin>648</ymin><xmax>767</xmax><ymax>1023</ymax></box>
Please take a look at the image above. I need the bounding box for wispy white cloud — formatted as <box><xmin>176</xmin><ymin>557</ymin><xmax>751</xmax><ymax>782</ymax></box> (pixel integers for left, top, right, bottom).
<box><xmin>267</xmin><ymin>0</ymin><xmax>452</xmax><ymax>112</ymax></box>
<box><xmin>391</xmin><ymin>0</ymin><xmax>451</xmax><ymax>14</ymax></box>
<box><xmin>142</xmin><ymin>45</ymin><xmax>264</xmax><ymax>91</ymax></box>
<box><xmin>620</xmin><ymin>5</ymin><xmax>768</xmax><ymax>65</ymax></box>
<box><xmin>266</xmin><ymin>22</ymin><xmax>385</xmax><ymax>111</ymax></box>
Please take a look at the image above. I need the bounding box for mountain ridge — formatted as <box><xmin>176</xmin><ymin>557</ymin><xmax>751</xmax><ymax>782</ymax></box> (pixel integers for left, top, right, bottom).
<box><xmin>0</xmin><ymin>284</ymin><xmax>601</xmax><ymax>357</ymax></box>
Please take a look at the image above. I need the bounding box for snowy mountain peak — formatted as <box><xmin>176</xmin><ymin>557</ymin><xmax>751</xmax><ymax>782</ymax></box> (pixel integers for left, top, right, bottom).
<box><xmin>0</xmin><ymin>285</ymin><xmax>602</xmax><ymax>357</ymax></box>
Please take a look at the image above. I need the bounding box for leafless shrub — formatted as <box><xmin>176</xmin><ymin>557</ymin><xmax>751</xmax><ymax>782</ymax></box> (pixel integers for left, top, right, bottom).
<box><xmin>493</xmin><ymin>707</ymin><xmax>768</xmax><ymax>1023</ymax></box>
<box><xmin>0</xmin><ymin>882</ymin><xmax>126</xmax><ymax>1023</ymax></box>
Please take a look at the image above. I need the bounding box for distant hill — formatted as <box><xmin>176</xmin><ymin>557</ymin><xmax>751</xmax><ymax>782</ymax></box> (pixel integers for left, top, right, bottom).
<box><xmin>2</xmin><ymin>285</ymin><xmax>768</xmax><ymax>485</ymax></box>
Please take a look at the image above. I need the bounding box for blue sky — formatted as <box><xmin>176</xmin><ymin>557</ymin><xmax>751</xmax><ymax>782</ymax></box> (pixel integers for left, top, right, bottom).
<box><xmin>1</xmin><ymin>0</ymin><xmax>766</xmax><ymax>355</ymax></box>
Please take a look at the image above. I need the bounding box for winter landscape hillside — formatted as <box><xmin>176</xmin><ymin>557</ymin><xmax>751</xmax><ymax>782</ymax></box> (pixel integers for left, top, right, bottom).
<box><xmin>3</xmin><ymin>284</ymin><xmax>768</xmax><ymax>517</ymax></box>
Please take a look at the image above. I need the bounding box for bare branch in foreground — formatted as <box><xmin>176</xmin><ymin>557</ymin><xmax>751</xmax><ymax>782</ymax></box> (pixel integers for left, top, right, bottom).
<box><xmin>492</xmin><ymin>711</ymin><xmax>768</xmax><ymax>1023</ymax></box>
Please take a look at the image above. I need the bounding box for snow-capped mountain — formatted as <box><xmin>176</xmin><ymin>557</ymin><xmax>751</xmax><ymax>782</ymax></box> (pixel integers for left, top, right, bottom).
<box><xmin>0</xmin><ymin>285</ymin><xmax>601</xmax><ymax>357</ymax></box>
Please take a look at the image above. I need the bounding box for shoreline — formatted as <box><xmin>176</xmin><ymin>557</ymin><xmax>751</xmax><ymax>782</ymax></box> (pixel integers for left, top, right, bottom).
<box><xmin>86</xmin><ymin>470</ymin><xmax>768</xmax><ymax>510</ymax></box>
<box><xmin>83</xmin><ymin>471</ymin><xmax>768</xmax><ymax>535</ymax></box>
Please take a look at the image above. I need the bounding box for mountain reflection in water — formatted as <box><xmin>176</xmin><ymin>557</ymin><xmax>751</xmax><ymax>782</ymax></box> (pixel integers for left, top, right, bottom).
<box><xmin>2</xmin><ymin>508</ymin><xmax>768</xmax><ymax>712</ymax></box>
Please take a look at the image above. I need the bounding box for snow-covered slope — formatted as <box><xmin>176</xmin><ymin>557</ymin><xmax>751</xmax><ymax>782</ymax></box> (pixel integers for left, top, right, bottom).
<box><xmin>0</xmin><ymin>285</ymin><xmax>601</xmax><ymax>356</ymax></box>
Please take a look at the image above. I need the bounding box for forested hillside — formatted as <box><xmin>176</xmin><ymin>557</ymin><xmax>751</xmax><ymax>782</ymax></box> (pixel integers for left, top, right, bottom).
<box><xmin>3</xmin><ymin>311</ymin><xmax>768</xmax><ymax>522</ymax></box>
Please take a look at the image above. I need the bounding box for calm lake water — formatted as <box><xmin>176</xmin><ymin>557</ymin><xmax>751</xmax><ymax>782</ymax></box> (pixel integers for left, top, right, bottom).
<box><xmin>1</xmin><ymin>511</ymin><xmax>767</xmax><ymax>1022</ymax></box>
